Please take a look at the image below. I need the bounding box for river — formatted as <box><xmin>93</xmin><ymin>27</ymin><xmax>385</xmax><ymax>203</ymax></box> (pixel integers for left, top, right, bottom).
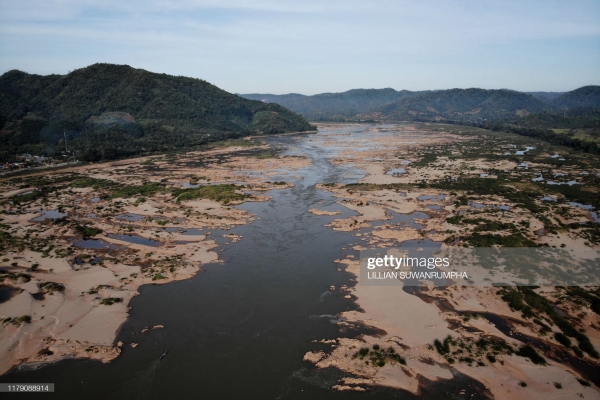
<box><xmin>0</xmin><ymin>125</ymin><xmax>488</xmax><ymax>399</ymax></box>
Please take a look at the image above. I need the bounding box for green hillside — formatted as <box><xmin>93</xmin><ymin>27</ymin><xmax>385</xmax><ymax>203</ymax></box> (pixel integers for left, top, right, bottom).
<box><xmin>366</xmin><ymin>88</ymin><xmax>550</xmax><ymax>122</ymax></box>
<box><xmin>551</xmin><ymin>85</ymin><xmax>600</xmax><ymax>109</ymax></box>
<box><xmin>242</xmin><ymin>88</ymin><xmax>423</xmax><ymax>121</ymax></box>
<box><xmin>0</xmin><ymin>64</ymin><xmax>314</xmax><ymax>162</ymax></box>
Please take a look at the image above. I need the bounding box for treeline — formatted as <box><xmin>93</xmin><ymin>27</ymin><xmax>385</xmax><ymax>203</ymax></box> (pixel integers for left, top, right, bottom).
<box><xmin>442</xmin><ymin>119</ymin><xmax>600</xmax><ymax>155</ymax></box>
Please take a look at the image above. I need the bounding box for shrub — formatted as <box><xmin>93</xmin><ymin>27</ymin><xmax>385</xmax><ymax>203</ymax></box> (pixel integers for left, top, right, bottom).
<box><xmin>516</xmin><ymin>345</ymin><xmax>546</xmax><ymax>365</ymax></box>
<box><xmin>554</xmin><ymin>332</ymin><xmax>571</xmax><ymax>347</ymax></box>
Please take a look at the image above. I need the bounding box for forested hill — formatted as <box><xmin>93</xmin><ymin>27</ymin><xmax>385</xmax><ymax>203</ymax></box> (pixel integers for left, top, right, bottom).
<box><xmin>241</xmin><ymin>88</ymin><xmax>425</xmax><ymax>121</ymax></box>
<box><xmin>242</xmin><ymin>86</ymin><xmax>600</xmax><ymax>124</ymax></box>
<box><xmin>551</xmin><ymin>86</ymin><xmax>600</xmax><ymax>109</ymax></box>
<box><xmin>0</xmin><ymin>64</ymin><xmax>315</xmax><ymax>162</ymax></box>
<box><xmin>364</xmin><ymin>88</ymin><xmax>550</xmax><ymax>122</ymax></box>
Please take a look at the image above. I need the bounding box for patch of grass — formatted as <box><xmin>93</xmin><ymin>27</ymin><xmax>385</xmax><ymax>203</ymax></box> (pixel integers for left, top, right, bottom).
<box><xmin>109</xmin><ymin>183</ymin><xmax>164</xmax><ymax>199</ymax></box>
<box><xmin>75</xmin><ymin>224</ymin><xmax>102</xmax><ymax>238</ymax></box>
<box><xmin>152</xmin><ymin>273</ymin><xmax>167</xmax><ymax>281</ymax></box>
<box><xmin>100</xmin><ymin>298</ymin><xmax>122</xmax><ymax>305</ymax></box>
<box><xmin>172</xmin><ymin>184</ymin><xmax>250</xmax><ymax>204</ymax></box>
<box><xmin>70</xmin><ymin>178</ymin><xmax>116</xmax><ymax>189</ymax></box>
<box><xmin>15</xmin><ymin>315</ymin><xmax>31</xmax><ymax>324</ymax></box>
<box><xmin>39</xmin><ymin>282</ymin><xmax>65</xmax><ymax>293</ymax></box>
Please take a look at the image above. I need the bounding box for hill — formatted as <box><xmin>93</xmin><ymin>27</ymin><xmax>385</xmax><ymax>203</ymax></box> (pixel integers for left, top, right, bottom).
<box><xmin>551</xmin><ymin>85</ymin><xmax>600</xmax><ymax>109</ymax></box>
<box><xmin>0</xmin><ymin>64</ymin><xmax>314</xmax><ymax>162</ymax></box>
<box><xmin>241</xmin><ymin>88</ymin><xmax>424</xmax><ymax>121</ymax></box>
<box><xmin>363</xmin><ymin>88</ymin><xmax>550</xmax><ymax>122</ymax></box>
<box><xmin>525</xmin><ymin>91</ymin><xmax>565</xmax><ymax>103</ymax></box>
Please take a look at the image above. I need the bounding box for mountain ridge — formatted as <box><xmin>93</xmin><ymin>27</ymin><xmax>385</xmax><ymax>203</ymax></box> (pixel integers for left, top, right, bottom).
<box><xmin>241</xmin><ymin>86</ymin><xmax>600</xmax><ymax>123</ymax></box>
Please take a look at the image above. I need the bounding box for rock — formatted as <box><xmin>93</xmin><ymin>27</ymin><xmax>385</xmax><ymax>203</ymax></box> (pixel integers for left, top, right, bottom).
<box><xmin>303</xmin><ymin>351</ymin><xmax>326</xmax><ymax>364</ymax></box>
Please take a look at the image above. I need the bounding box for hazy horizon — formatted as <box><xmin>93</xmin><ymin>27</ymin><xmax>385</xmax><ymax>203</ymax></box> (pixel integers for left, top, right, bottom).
<box><xmin>1</xmin><ymin>1</ymin><xmax>599</xmax><ymax>95</ymax></box>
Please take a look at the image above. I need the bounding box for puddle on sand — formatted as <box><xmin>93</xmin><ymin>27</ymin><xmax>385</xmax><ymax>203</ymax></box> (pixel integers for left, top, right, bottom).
<box><xmin>386</xmin><ymin>168</ymin><xmax>406</xmax><ymax>176</ymax></box>
<box><xmin>164</xmin><ymin>227</ymin><xmax>205</xmax><ymax>235</ymax></box>
<box><xmin>0</xmin><ymin>285</ymin><xmax>23</xmax><ymax>303</ymax></box>
<box><xmin>72</xmin><ymin>239</ymin><xmax>121</xmax><ymax>250</ymax></box>
<box><xmin>115</xmin><ymin>213</ymin><xmax>145</xmax><ymax>222</ymax></box>
<box><xmin>32</xmin><ymin>210</ymin><xmax>67</xmax><ymax>222</ymax></box>
<box><xmin>107</xmin><ymin>234</ymin><xmax>162</xmax><ymax>247</ymax></box>
<box><xmin>418</xmin><ymin>194</ymin><xmax>445</xmax><ymax>201</ymax></box>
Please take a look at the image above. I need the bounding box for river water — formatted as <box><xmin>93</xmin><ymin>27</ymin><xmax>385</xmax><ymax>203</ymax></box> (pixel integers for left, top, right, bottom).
<box><xmin>0</xmin><ymin>125</ymin><xmax>487</xmax><ymax>399</ymax></box>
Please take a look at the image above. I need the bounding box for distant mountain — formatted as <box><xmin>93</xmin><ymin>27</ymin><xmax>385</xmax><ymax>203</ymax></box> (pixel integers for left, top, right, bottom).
<box><xmin>243</xmin><ymin>87</ymin><xmax>599</xmax><ymax>124</ymax></box>
<box><xmin>363</xmin><ymin>88</ymin><xmax>550</xmax><ymax>122</ymax></box>
<box><xmin>551</xmin><ymin>85</ymin><xmax>600</xmax><ymax>109</ymax></box>
<box><xmin>241</xmin><ymin>88</ymin><xmax>424</xmax><ymax>121</ymax></box>
<box><xmin>0</xmin><ymin>64</ymin><xmax>314</xmax><ymax>161</ymax></box>
<box><xmin>525</xmin><ymin>91</ymin><xmax>565</xmax><ymax>103</ymax></box>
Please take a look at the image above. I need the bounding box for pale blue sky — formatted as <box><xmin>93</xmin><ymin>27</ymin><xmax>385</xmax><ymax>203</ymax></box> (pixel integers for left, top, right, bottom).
<box><xmin>1</xmin><ymin>0</ymin><xmax>599</xmax><ymax>94</ymax></box>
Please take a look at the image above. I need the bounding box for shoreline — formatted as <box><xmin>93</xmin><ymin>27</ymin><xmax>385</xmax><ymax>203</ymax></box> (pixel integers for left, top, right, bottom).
<box><xmin>303</xmin><ymin>123</ymin><xmax>600</xmax><ymax>398</ymax></box>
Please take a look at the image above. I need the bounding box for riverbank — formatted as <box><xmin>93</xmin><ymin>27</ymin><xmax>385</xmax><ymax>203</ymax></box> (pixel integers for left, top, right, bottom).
<box><xmin>303</xmin><ymin>123</ymin><xmax>600</xmax><ymax>398</ymax></box>
<box><xmin>0</xmin><ymin>143</ymin><xmax>311</xmax><ymax>374</ymax></box>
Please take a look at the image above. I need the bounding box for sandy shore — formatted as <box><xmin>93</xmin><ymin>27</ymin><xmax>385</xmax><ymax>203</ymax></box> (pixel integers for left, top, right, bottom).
<box><xmin>303</xmin><ymin>123</ymin><xmax>600</xmax><ymax>398</ymax></box>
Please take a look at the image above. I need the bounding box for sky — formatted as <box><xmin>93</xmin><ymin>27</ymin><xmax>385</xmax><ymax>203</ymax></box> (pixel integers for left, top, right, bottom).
<box><xmin>0</xmin><ymin>0</ymin><xmax>599</xmax><ymax>95</ymax></box>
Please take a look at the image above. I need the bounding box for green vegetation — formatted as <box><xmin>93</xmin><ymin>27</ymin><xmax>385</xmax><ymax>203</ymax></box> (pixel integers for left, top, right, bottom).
<box><xmin>244</xmin><ymin>86</ymin><xmax>600</xmax><ymax>153</ymax></box>
<box><xmin>109</xmin><ymin>182</ymin><xmax>164</xmax><ymax>199</ymax></box>
<box><xmin>465</xmin><ymin>232</ymin><xmax>537</xmax><ymax>248</ymax></box>
<box><xmin>515</xmin><ymin>344</ymin><xmax>546</xmax><ymax>365</ymax></box>
<box><xmin>70</xmin><ymin>178</ymin><xmax>116</xmax><ymax>189</ymax></box>
<box><xmin>433</xmin><ymin>335</ymin><xmax>513</xmax><ymax>366</ymax></box>
<box><xmin>152</xmin><ymin>273</ymin><xmax>167</xmax><ymax>281</ymax></box>
<box><xmin>172</xmin><ymin>184</ymin><xmax>249</xmax><ymax>204</ymax></box>
<box><xmin>242</xmin><ymin>88</ymin><xmax>418</xmax><ymax>121</ymax></box>
<box><xmin>0</xmin><ymin>272</ymin><xmax>31</xmax><ymax>283</ymax></box>
<box><xmin>100</xmin><ymin>297</ymin><xmax>122</xmax><ymax>305</ymax></box>
<box><xmin>75</xmin><ymin>224</ymin><xmax>102</xmax><ymax>238</ymax></box>
<box><xmin>554</xmin><ymin>332</ymin><xmax>571</xmax><ymax>347</ymax></box>
<box><xmin>351</xmin><ymin>344</ymin><xmax>406</xmax><ymax>367</ymax></box>
<box><xmin>15</xmin><ymin>315</ymin><xmax>32</xmax><ymax>324</ymax></box>
<box><xmin>39</xmin><ymin>282</ymin><xmax>65</xmax><ymax>293</ymax></box>
<box><xmin>498</xmin><ymin>287</ymin><xmax>599</xmax><ymax>358</ymax></box>
<box><xmin>565</xmin><ymin>287</ymin><xmax>600</xmax><ymax>315</ymax></box>
<box><xmin>0</xmin><ymin>64</ymin><xmax>314</xmax><ymax>162</ymax></box>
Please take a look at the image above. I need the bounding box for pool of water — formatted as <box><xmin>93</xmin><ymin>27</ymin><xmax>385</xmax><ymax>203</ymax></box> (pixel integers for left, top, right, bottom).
<box><xmin>515</xmin><ymin>146</ymin><xmax>535</xmax><ymax>155</ymax></box>
<box><xmin>116</xmin><ymin>214</ymin><xmax>145</xmax><ymax>222</ymax></box>
<box><xmin>0</xmin><ymin>285</ymin><xmax>22</xmax><ymax>303</ymax></box>
<box><xmin>181</xmin><ymin>182</ymin><xmax>201</xmax><ymax>188</ymax></box>
<box><xmin>163</xmin><ymin>227</ymin><xmax>205</xmax><ymax>235</ymax></box>
<box><xmin>386</xmin><ymin>168</ymin><xmax>406</xmax><ymax>176</ymax></box>
<box><xmin>107</xmin><ymin>234</ymin><xmax>162</xmax><ymax>247</ymax></box>
<box><xmin>72</xmin><ymin>239</ymin><xmax>122</xmax><ymax>250</ymax></box>
<box><xmin>32</xmin><ymin>210</ymin><xmax>67</xmax><ymax>222</ymax></box>
<box><xmin>417</xmin><ymin>194</ymin><xmax>444</xmax><ymax>201</ymax></box>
